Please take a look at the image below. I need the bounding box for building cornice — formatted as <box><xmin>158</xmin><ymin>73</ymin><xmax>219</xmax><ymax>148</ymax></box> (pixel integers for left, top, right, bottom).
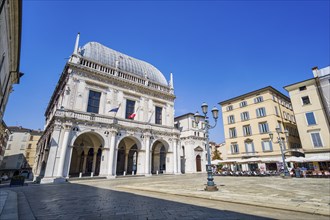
<box><xmin>219</xmin><ymin>86</ymin><xmax>290</xmax><ymax>105</ymax></box>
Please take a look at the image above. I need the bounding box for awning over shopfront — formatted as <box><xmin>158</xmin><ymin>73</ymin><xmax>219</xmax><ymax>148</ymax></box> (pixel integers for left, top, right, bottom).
<box><xmin>212</xmin><ymin>155</ymin><xmax>330</xmax><ymax>165</ymax></box>
<box><xmin>304</xmin><ymin>155</ymin><xmax>330</xmax><ymax>162</ymax></box>
<box><xmin>286</xmin><ymin>156</ymin><xmax>306</xmax><ymax>163</ymax></box>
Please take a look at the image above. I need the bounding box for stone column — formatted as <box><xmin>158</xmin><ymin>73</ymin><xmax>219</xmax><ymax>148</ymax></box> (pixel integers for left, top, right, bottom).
<box><xmin>144</xmin><ymin>136</ymin><xmax>150</xmax><ymax>175</ymax></box>
<box><xmin>177</xmin><ymin>139</ymin><xmax>181</xmax><ymax>174</ymax></box>
<box><xmin>107</xmin><ymin>131</ymin><xmax>117</xmax><ymax>177</ymax></box>
<box><xmin>173</xmin><ymin>140</ymin><xmax>178</xmax><ymax>174</ymax></box>
<box><xmin>124</xmin><ymin>151</ymin><xmax>129</xmax><ymax>173</ymax></box>
<box><xmin>57</xmin><ymin>125</ymin><xmax>71</xmax><ymax>177</ymax></box>
<box><xmin>43</xmin><ymin>124</ymin><xmax>62</xmax><ymax>178</ymax></box>
<box><xmin>92</xmin><ymin>150</ymin><xmax>97</xmax><ymax>173</ymax></box>
<box><xmin>82</xmin><ymin>151</ymin><xmax>88</xmax><ymax>174</ymax></box>
<box><xmin>75</xmin><ymin>149</ymin><xmax>82</xmax><ymax>173</ymax></box>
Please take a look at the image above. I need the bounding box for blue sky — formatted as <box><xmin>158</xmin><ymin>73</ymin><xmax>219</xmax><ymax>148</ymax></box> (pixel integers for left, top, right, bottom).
<box><xmin>4</xmin><ymin>0</ymin><xmax>330</xmax><ymax>142</ymax></box>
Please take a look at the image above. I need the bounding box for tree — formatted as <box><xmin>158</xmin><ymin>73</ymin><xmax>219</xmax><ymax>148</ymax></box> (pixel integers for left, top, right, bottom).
<box><xmin>212</xmin><ymin>148</ymin><xmax>222</xmax><ymax>160</ymax></box>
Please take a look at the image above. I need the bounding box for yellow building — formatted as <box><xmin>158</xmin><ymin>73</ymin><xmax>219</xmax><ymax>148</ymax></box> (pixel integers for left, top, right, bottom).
<box><xmin>26</xmin><ymin>130</ymin><xmax>42</xmax><ymax>172</ymax></box>
<box><xmin>284</xmin><ymin>66</ymin><xmax>330</xmax><ymax>171</ymax></box>
<box><xmin>219</xmin><ymin>86</ymin><xmax>301</xmax><ymax>171</ymax></box>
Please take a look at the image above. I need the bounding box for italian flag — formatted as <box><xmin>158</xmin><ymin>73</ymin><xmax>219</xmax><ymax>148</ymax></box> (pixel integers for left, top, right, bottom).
<box><xmin>128</xmin><ymin>107</ymin><xmax>139</xmax><ymax>119</ymax></box>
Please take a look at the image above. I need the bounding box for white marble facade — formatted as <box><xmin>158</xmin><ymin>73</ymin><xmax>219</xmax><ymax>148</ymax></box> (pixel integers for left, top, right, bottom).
<box><xmin>34</xmin><ymin>34</ymin><xmax>205</xmax><ymax>183</ymax></box>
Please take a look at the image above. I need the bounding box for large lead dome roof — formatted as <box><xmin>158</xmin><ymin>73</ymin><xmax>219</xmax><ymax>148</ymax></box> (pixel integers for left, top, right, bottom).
<box><xmin>80</xmin><ymin>42</ymin><xmax>168</xmax><ymax>86</ymax></box>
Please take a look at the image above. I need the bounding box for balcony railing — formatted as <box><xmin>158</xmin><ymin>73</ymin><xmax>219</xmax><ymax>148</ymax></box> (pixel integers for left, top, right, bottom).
<box><xmin>78</xmin><ymin>57</ymin><xmax>171</xmax><ymax>94</ymax></box>
<box><xmin>54</xmin><ymin>109</ymin><xmax>178</xmax><ymax>134</ymax></box>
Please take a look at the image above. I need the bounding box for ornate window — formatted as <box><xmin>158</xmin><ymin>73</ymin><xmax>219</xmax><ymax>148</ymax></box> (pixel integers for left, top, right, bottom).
<box><xmin>87</xmin><ymin>90</ymin><xmax>101</xmax><ymax>113</ymax></box>
<box><xmin>125</xmin><ymin>99</ymin><xmax>136</xmax><ymax>119</ymax></box>
<box><xmin>155</xmin><ymin>106</ymin><xmax>162</xmax><ymax>124</ymax></box>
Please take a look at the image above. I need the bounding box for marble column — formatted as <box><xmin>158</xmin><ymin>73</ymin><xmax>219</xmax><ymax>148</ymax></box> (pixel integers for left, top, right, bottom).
<box><xmin>107</xmin><ymin>131</ymin><xmax>117</xmax><ymax>176</ymax></box>
<box><xmin>57</xmin><ymin>125</ymin><xmax>71</xmax><ymax>177</ymax></box>
<box><xmin>173</xmin><ymin>139</ymin><xmax>179</xmax><ymax>174</ymax></box>
<box><xmin>124</xmin><ymin>151</ymin><xmax>129</xmax><ymax>173</ymax></box>
<box><xmin>144</xmin><ymin>136</ymin><xmax>150</xmax><ymax>175</ymax></box>
<box><xmin>92</xmin><ymin>150</ymin><xmax>97</xmax><ymax>173</ymax></box>
<box><xmin>82</xmin><ymin>151</ymin><xmax>88</xmax><ymax>174</ymax></box>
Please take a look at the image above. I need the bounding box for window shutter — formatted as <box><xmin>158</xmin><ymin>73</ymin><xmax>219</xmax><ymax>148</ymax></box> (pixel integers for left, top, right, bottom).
<box><xmin>263</xmin><ymin>107</ymin><xmax>266</xmax><ymax>116</ymax></box>
<box><xmin>262</xmin><ymin>141</ymin><xmax>265</xmax><ymax>151</ymax></box>
<box><xmin>252</xmin><ymin>142</ymin><xmax>255</xmax><ymax>153</ymax></box>
<box><xmin>269</xmin><ymin>141</ymin><xmax>273</xmax><ymax>151</ymax></box>
<box><xmin>245</xmin><ymin>143</ymin><xmax>248</xmax><ymax>153</ymax></box>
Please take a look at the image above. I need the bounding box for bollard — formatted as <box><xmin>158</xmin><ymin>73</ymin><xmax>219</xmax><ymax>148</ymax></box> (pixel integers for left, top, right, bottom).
<box><xmin>132</xmin><ymin>171</ymin><xmax>134</xmax><ymax>175</ymax></box>
<box><xmin>156</xmin><ymin>170</ymin><xmax>159</xmax><ymax>175</ymax></box>
<box><xmin>79</xmin><ymin>172</ymin><xmax>82</xmax><ymax>178</ymax></box>
<box><xmin>123</xmin><ymin>171</ymin><xmax>126</xmax><ymax>176</ymax></box>
<box><xmin>91</xmin><ymin>172</ymin><xmax>93</xmax><ymax>177</ymax></box>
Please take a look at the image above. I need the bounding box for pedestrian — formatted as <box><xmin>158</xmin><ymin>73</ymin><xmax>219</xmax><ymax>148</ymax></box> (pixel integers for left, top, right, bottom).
<box><xmin>301</xmin><ymin>166</ymin><xmax>307</xmax><ymax>178</ymax></box>
<box><xmin>295</xmin><ymin>167</ymin><xmax>301</xmax><ymax>178</ymax></box>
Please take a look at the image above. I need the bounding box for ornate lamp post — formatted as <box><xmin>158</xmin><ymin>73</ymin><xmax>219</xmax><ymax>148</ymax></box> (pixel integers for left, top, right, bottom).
<box><xmin>269</xmin><ymin>127</ymin><xmax>291</xmax><ymax>178</ymax></box>
<box><xmin>194</xmin><ymin>102</ymin><xmax>219</xmax><ymax>191</ymax></box>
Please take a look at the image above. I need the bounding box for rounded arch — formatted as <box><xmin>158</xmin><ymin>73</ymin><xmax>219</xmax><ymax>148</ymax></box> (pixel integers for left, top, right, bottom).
<box><xmin>116</xmin><ymin>136</ymin><xmax>142</xmax><ymax>175</ymax></box>
<box><xmin>151</xmin><ymin>139</ymin><xmax>170</xmax><ymax>174</ymax></box>
<box><xmin>117</xmin><ymin>135</ymin><xmax>143</xmax><ymax>151</ymax></box>
<box><xmin>70</xmin><ymin>130</ymin><xmax>105</xmax><ymax>148</ymax></box>
<box><xmin>69</xmin><ymin>131</ymin><xmax>104</xmax><ymax>177</ymax></box>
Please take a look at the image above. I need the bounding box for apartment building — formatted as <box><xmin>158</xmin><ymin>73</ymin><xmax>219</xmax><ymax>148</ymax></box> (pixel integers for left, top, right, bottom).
<box><xmin>219</xmin><ymin>86</ymin><xmax>301</xmax><ymax>171</ymax></box>
<box><xmin>284</xmin><ymin>66</ymin><xmax>330</xmax><ymax>170</ymax></box>
<box><xmin>0</xmin><ymin>126</ymin><xmax>42</xmax><ymax>178</ymax></box>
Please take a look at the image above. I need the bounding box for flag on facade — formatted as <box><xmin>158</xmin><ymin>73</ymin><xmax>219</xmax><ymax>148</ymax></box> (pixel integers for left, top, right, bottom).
<box><xmin>109</xmin><ymin>107</ymin><xmax>119</xmax><ymax>112</ymax></box>
<box><xmin>109</xmin><ymin>103</ymin><xmax>121</xmax><ymax>113</ymax></box>
<box><xmin>128</xmin><ymin>107</ymin><xmax>139</xmax><ymax>119</ymax></box>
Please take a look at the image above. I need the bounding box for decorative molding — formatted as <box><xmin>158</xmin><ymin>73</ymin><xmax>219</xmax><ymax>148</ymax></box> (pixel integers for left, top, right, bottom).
<box><xmin>71</xmin><ymin>64</ymin><xmax>175</xmax><ymax>102</ymax></box>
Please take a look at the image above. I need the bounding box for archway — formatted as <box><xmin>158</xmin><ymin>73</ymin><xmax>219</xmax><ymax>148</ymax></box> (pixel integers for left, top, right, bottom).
<box><xmin>116</xmin><ymin>137</ymin><xmax>140</xmax><ymax>175</ymax></box>
<box><xmin>69</xmin><ymin>132</ymin><xmax>104</xmax><ymax>177</ymax></box>
<box><xmin>194</xmin><ymin>146</ymin><xmax>204</xmax><ymax>172</ymax></box>
<box><xmin>196</xmin><ymin>155</ymin><xmax>202</xmax><ymax>172</ymax></box>
<box><xmin>151</xmin><ymin>140</ymin><xmax>168</xmax><ymax>174</ymax></box>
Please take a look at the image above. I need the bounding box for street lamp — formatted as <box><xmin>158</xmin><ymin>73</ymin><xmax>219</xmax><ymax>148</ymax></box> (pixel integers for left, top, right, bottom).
<box><xmin>194</xmin><ymin>102</ymin><xmax>219</xmax><ymax>191</ymax></box>
<box><xmin>269</xmin><ymin>127</ymin><xmax>291</xmax><ymax>178</ymax></box>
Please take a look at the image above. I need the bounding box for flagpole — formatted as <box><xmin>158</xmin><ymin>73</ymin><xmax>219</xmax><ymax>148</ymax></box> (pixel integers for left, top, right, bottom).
<box><xmin>114</xmin><ymin>103</ymin><xmax>121</xmax><ymax>117</ymax></box>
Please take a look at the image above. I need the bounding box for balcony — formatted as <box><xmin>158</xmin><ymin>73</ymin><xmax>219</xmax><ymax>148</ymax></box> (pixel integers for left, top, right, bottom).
<box><xmin>54</xmin><ymin>109</ymin><xmax>179</xmax><ymax>135</ymax></box>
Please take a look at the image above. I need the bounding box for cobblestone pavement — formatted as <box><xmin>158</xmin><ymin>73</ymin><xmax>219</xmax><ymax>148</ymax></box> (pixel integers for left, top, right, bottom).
<box><xmin>3</xmin><ymin>174</ymin><xmax>329</xmax><ymax>219</ymax></box>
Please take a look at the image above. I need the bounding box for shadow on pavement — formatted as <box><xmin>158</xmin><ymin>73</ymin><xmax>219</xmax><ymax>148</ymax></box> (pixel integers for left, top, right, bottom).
<box><xmin>9</xmin><ymin>183</ymin><xmax>273</xmax><ymax>220</ymax></box>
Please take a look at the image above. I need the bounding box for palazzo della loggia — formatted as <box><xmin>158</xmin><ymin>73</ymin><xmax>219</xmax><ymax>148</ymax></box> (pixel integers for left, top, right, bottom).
<box><xmin>34</xmin><ymin>34</ymin><xmax>207</xmax><ymax>183</ymax></box>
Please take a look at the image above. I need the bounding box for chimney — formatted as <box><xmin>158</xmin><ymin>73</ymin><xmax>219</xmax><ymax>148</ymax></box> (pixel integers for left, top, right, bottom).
<box><xmin>312</xmin><ymin>66</ymin><xmax>319</xmax><ymax>77</ymax></box>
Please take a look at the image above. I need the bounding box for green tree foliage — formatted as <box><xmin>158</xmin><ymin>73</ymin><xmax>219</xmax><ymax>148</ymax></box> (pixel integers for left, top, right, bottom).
<box><xmin>212</xmin><ymin>148</ymin><xmax>222</xmax><ymax>160</ymax></box>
